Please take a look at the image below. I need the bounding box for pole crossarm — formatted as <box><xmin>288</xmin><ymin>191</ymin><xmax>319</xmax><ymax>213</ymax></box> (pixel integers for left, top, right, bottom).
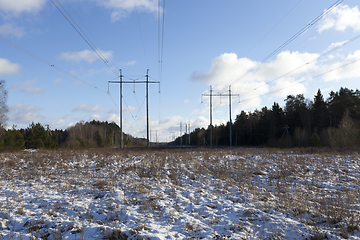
<box><xmin>202</xmin><ymin>92</ymin><xmax>240</xmax><ymax>98</ymax></box>
<box><xmin>108</xmin><ymin>81</ymin><xmax>160</xmax><ymax>84</ymax></box>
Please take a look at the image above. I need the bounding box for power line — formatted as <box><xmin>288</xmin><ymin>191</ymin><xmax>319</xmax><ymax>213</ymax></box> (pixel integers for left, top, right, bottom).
<box><xmin>243</xmin><ymin>32</ymin><xmax>360</xmax><ymax>97</ymax></box>
<box><xmin>0</xmin><ymin>34</ymin><xmax>108</xmax><ymax>94</ymax></box>
<box><xmin>134</xmin><ymin>0</ymin><xmax>149</xmax><ymax>68</ymax></box>
<box><xmin>260</xmin><ymin>0</ymin><xmax>343</xmax><ymax>64</ymax></box>
<box><xmin>160</xmin><ymin>0</ymin><xmax>165</xmax><ymax>82</ymax></box>
<box><xmin>241</xmin><ymin>56</ymin><xmax>360</xmax><ymax>103</ymax></box>
<box><xmin>244</xmin><ymin>0</ymin><xmax>303</xmax><ymax>56</ymax></box>
<box><xmin>230</xmin><ymin>0</ymin><xmax>343</xmax><ymax>86</ymax></box>
<box><xmin>50</xmin><ymin>0</ymin><xmax>118</xmax><ymax>76</ymax></box>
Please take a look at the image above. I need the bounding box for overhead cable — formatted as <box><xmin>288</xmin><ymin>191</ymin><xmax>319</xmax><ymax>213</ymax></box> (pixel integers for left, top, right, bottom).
<box><xmin>231</xmin><ymin>0</ymin><xmax>344</xmax><ymax>86</ymax></box>
<box><xmin>244</xmin><ymin>0</ymin><xmax>303</xmax><ymax>56</ymax></box>
<box><xmin>241</xmin><ymin>57</ymin><xmax>360</xmax><ymax>103</ymax></box>
<box><xmin>134</xmin><ymin>0</ymin><xmax>149</xmax><ymax>67</ymax></box>
<box><xmin>50</xmin><ymin>0</ymin><xmax>118</xmax><ymax>76</ymax></box>
<box><xmin>243</xmin><ymin>33</ymin><xmax>360</xmax><ymax>97</ymax></box>
<box><xmin>0</xmin><ymin>34</ymin><xmax>107</xmax><ymax>93</ymax></box>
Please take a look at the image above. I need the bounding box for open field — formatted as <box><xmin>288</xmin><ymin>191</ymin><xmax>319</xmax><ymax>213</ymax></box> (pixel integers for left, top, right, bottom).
<box><xmin>0</xmin><ymin>148</ymin><xmax>359</xmax><ymax>239</ymax></box>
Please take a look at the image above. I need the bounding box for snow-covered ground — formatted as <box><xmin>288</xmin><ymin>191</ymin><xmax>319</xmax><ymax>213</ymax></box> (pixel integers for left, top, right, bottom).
<box><xmin>0</xmin><ymin>148</ymin><xmax>359</xmax><ymax>239</ymax></box>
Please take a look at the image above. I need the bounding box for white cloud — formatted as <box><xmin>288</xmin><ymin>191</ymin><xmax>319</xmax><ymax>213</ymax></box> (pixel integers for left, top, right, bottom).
<box><xmin>53</xmin><ymin>78</ymin><xmax>63</xmax><ymax>84</ymax></box>
<box><xmin>322</xmin><ymin>50</ymin><xmax>360</xmax><ymax>81</ymax></box>
<box><xmin>124</xmin><ymin>105</ymin><xmax>136</xmax><ymax>113</ymax></box>
<box><xmin>256</xmin><ymin>51</ymin><xmax>319</xmax><ymax>80</ymax></box>
<box><xmin>0</xmin><ymin>0</ymin><xmax>46</xmax><ymax>14</ymax></box>
<box><xmin>89</xmin><ymin>114</ymin><xmax>101</xmax><ymax>121</ymax></box>
<box><xmin>11</xmin><ymin>80</ymin><xmax>45</xmax><ymax>94</ymax></box>
<box><xmin>107</xmin><ymin>106</ymin><xmax>136</xmax><ymax>115</ymax></box>
<box><xmin>92</xmin><ymin>0</ymin><xmax>158</xmax><ymax>21</ymax></box>
<box><xmin>190</xmin><ymin>51</ymin><xmax>319</xmax><ymax>110</ymax></box>
<box><xmin>53</xmin><ymin>119</ymin><xmax>65</xmax><ymax>126</ymax></box>
<box><xmin>73</xmin><ymin>104</ymin><xmax>104</xmax><ymax>112</ymax></box>
<box><xmin>326</xmin><ymin>41</ymin><xmax>348</xmax><ymax>51</ymax></box>
<box><xmin>21</xmin><ymin>80</ymin><xmax>46</xmax><ymax>94</ymax></box>
<box><xmin>0</xmin><ymin>23</ymin><xmax>25</xmax><ymax>37</ymax></box>
<box><xmin>190</xmin><ymin>53</ymin><xmax>257</xmax><ymax>85</ymax></box>
<box><xmin>59</xmin><ymin>49</ymin><xmax>113</xmax><ymax>63</ymax></box>
<box><xmin>192</xmin><ymin>49</ymin><xmax>360</xmax><ymax>111</ymax></box>
<box><xmin>0</xmin><ymin>58</ymin><xmax>20</xmax><ymax>75</ymax></box>
<box><xmin>9</xmin><ymin>103</ymin><xmax>44</xmax><ymax>125</ymax></box>
<box><xmin>318</xmin><ymin>4</ymin><xmax>360</xmax><ymax>32</ymax></box>
<box><xmin>125</xmin><ymin>60</ymin><xmax>136</xmax><ymax>66</ymax></box>
<box><xmin>106</xmin><ymin>113</ymin><xmax>119</xmax><ymax>123</ymax></box>
<box><xmin>268</xmin><ymin>78</ymin><xmax>307</xmax><ymax>98</ymax></box>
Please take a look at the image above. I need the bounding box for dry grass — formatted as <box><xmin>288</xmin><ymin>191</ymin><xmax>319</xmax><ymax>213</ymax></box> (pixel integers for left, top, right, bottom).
<box><xmin>0</xmin><ymin>147</ymin><xmax>359</xmax><ymax>238</ymax></box>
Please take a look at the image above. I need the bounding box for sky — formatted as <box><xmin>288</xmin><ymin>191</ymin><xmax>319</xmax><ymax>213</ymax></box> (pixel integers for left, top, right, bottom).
<box><xmin>1</xmin><ymin>0</ymin><xmax>360</xmax><ymax>142</ymax></box>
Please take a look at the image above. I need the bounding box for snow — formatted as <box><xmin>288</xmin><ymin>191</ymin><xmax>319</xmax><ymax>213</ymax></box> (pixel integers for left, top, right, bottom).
<box><xmin>0</xmin><ymin>148</ymin><xmax>359</xmax><ymax>239</ymax></box>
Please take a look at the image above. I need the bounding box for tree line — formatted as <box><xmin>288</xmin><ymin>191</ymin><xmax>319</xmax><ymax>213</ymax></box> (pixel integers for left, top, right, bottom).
<box><xmin>1</xmin><ymin>80</ymin><xmax>359</xmax><ymax>150</ymax></box>
<box><xmin>0</xmin><ymin>120</ymin><xmax>148</xmax><ymax>151</ymax></box>
<box><xmin>175</xmin><ymin>87</ymin><xmax>360</xmax><ymax>150</ymax></box>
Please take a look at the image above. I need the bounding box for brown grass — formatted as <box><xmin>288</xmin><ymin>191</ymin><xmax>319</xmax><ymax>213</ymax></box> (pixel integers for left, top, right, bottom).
<box><xmin>1</xmin><ymin>147</ymin><xmax>359</xmax><ymax>238</ymax></box>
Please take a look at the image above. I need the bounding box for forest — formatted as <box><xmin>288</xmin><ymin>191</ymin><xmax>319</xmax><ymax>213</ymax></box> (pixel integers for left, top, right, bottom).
<box><xmin>0</xmin><ymin>120</ymin><xmax>147</xmax><ymax>151</ymax></box>
<box><xmin>0</xmin><ymin>86</ymin><xmax>359</xmax><ymax>151</ymax></box>
<box><xmin>175</xmin><ymin>87</ymin><xmax>360</xmax><ymax>151</ymax></box>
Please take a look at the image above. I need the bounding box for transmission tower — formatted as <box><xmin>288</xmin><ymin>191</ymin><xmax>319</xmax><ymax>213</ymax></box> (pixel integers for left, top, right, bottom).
<box><xmin>108</xmin><ymin>69</ymin><xmax>159</xmax><ymax>149</ymax></box>
<box><xmin>202</xmin><ymin>85</ymin><xmax>239</xmax><ymax>148</ymax></box>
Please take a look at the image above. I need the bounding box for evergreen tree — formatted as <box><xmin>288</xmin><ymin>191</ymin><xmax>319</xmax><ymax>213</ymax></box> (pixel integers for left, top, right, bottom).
<box><xmin>24</xmin><ymin>122</ymin><xmax>58</xmax><ymax>149</ymax></box>
<box><xmin>327</xmin><ymin>87</ymin><xmax>360</xmax><ymax>127</ymax></box>
<box><xmin>4</xmin><ymin>128</ymin><xmax>25</xmax><ymax>150</ymax></box>
<box><xmin>312</xmin><ymin>89</ymin><xmax>329</xmax><ymax>132</ymax></box>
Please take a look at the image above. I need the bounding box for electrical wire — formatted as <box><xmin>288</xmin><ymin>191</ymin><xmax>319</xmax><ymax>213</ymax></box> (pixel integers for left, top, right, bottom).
<box><xmin>134</xmin><ymin>0</ymin><xmax>149</xmax><ymax>68</ymax></box>
<box><xmin>158</xmin><ymin>0</ymin><xmax>161</xmax><ymax>81</ymax></box>
<box><xmin>230</xmin><ymin>0</ymin><xmax>344</xmax><ymax>86</ymax></box>
<box><xmin>160</xmin><ymin>0</ymin><xmax>165</xmax><ymax>82</ymax></box>
<box><xmin>241</xmin><ymin>57</ymin><xmax>360</xmax><ymax>103</ymax></box>
<box><xmin>242</xmin><ymin>33</ymin><xmax>360</xmax><ymax>97</ymax></box>
<box><xmin>50</xmin><ymin>0</ymin><xmax>118</xmax><ymax>76</ymax></box>
<box><xmin>244</xmin><ymin>0</ymin><xmax>303</xmax><ymax>56</ymax></box>
<box><xmin>0</xmin><ymin>34</ymin><xmax>108</xmax><ymax>94</ymax></box>
<box><xmin>123</xmin><ymin>96</ymin><xmax>146</xmax><ymax>139</ymax></box>
<box><xmin>64</xmin><ymin>0</ymin><xmax>108</xmax><ymax>59</ymax></box>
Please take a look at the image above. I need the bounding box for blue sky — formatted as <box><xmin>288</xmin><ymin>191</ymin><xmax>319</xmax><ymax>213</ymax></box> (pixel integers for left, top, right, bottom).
<box><xmin>1</xmin><ymin>0</ymin><xmax>360</xmax><ymax>142</ymax></box>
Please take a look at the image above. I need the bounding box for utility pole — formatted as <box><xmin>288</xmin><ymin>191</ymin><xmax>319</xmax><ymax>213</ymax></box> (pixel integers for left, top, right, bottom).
<box><xmin>146</xmin><ymin>69</ymin><xmax>150</xmax><ymax>149</ymax></box>
<box><xmin>156</xmin><ymin>129</ymin><xmax>158</xmax><ymax>145</ymax></box>
<box><xmin>228</xmin><ymin>86</ymin><xmax>239</xmax><ymax>147</ymax></box>
<box><xmin>108</xmin><ymin>69</ymin><xmax>159</xmax><ymax>149</ymax></box>
<box><xmin>188</xmin><ymin>121</ymin><xmax>191</xmax><ymax>146</ymax></box>
<box><xmin>202</xmin><ymin>86</ymin><xmax>213</xmax><ymax>148</ymax></box>
<box><xmin>202</xmin><ymin>85</ymin><xmax>239</xmax><ymax>148</ymax></box>
<box><xmin>229</xmin><ymin>86</ymin><xmax>232</xmax><ymax>147</ymax></box>
<box><xmin>108</xmin><ymin>69</ymin><xmax>123</xmax><ymax>148</ymax></box>
<box><xmin>180</xmin><ymin>121</ymin><xmax>182</xmax><ymax>146</ymax></box>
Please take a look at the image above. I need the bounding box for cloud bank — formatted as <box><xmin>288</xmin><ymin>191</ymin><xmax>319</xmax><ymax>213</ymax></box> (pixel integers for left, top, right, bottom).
<box><xmin>318</xmin><ymin>4</ymin><xmax>360</xmax><ymax>32</ymax></box>
<box><xmin>190</xmin><ymin>47</ymin><xmax>360</xmax><ymax>109</ymax></box>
